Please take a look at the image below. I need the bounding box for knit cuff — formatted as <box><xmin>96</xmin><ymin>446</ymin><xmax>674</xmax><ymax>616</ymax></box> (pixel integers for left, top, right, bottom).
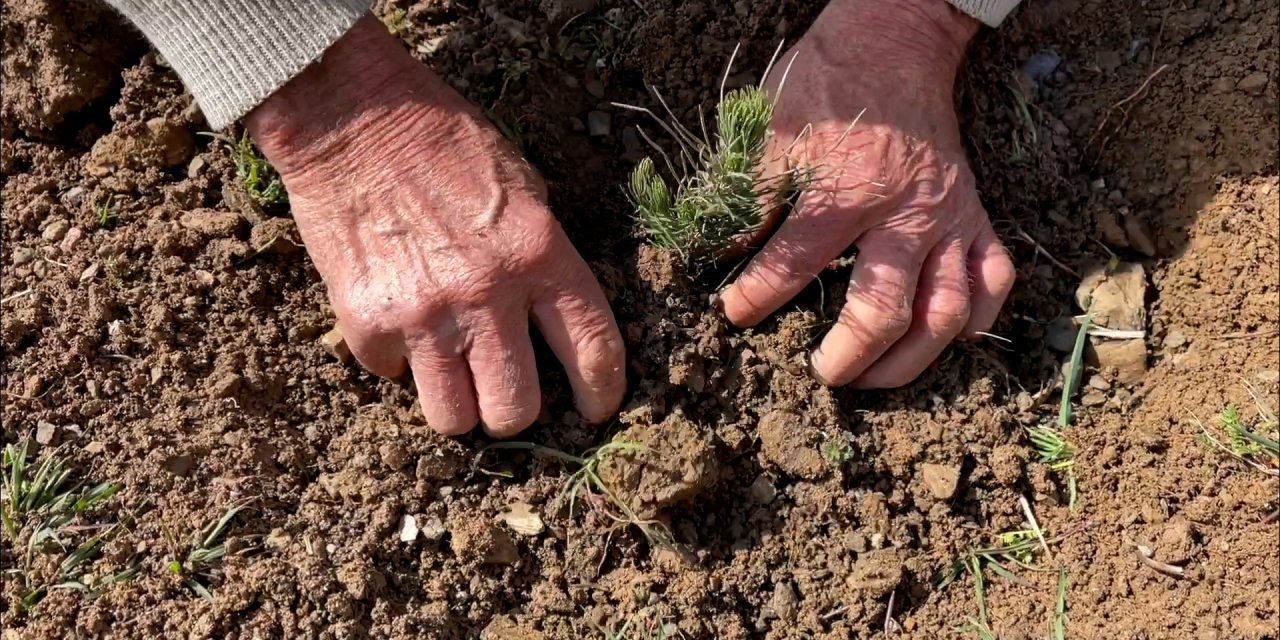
<box><xmin>105</xmin><ymin>0</ymin><xmax>372</xmax><ymax>129</ymax></box>
<box><xmin>945</xmin><ymin>0</ymin><xmax>1021</xmax><ymax>26</ymax></box>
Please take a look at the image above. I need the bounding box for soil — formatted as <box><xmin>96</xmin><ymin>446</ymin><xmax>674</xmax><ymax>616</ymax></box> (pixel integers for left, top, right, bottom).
<box><xmin>2</xmin><ymin>0</ymin><xmax>1277</xmax><ymax>638</ymax></box>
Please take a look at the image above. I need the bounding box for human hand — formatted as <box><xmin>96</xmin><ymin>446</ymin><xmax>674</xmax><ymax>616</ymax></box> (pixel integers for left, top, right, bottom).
<box><xmin>247</xmin><ymin>17</ymin><xmax>626</xmax><ymax>436</ymax></box>
<box><xmin>720</xmin><ymin>0</ymin><xmax>1015</xmax><ymax>388</ymax></box>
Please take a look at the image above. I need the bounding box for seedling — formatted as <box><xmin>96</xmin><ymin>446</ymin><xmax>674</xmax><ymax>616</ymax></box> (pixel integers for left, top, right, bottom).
<box><xmin>1</xmin><ymin>441</ymin><xmax>130</xmax><ymax>609</ymax></box>
<box><xmin>381</xmin><ymin>7</ymin><xmax>411</xmax><ymax>37</ymax></box>
<box><xmin>620</xmin><ymin>45</ymin><xmax>812</xmax><ymax>268</ymax></box>
<box><xmin>1192</xmin><ymin>388</ymin><xmax>1279</xmax><ymax>475</ymax></box>
<box><xmin>478</xmin><ymin>439</ymin><xmax>673</xmax><ymax>548</ymax></box>
<box><xmin>167</xmin><ymin>500</ymin><xmax>251</xmax><ymax>600</ymax></box>
<box><xmin>1052</xmin><ymin>566</ymin><xmax>1068</xmax><ymax>640</ymax></box>
<box><xmin>821</xmin><ymin>436</ymin><xmax>855</xmax><ymax>467</ymax></box>
<box><xmin>1026</xmin><ymin>426</ymin><xmax>1078</xmax><ymax>509</ymax></box>
<box><xmin>93</xmin><ymin>195</ymin><xmax>117</xmax><ymax>227</ymax></box>
<box><xmin>1058</xmin><ymin>311</ymin><xmax>1093</xmax><ymax>428</ymax></box>
<box><xmin>204</xmin><ymin>131</ymin><xmax>287</xmax><ymax>206</ymax></box>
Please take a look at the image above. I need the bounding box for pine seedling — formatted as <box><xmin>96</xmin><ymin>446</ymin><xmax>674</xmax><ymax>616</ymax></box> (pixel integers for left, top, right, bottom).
<box><xmin>621</xmin><ymin>47</ymin><xmax>807</xmax><ymax>268</ymax></box>
<box><xmin>1026</xmin><ymin>425</ymin><xmax>1078</xmax><ymax>508</ymax></box>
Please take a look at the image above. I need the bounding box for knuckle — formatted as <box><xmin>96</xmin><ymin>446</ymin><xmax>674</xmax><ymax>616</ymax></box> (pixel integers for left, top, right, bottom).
<box><xmin>928</xmin><ymin>291</ymin><xmax>971</xmax><ymax>336</ymax></box>
<box><xmin>576</xmin><ymin>324</ymin><xmax>626</xmax><ymax>381</ymax></box>
<box><xmin>483</xmin><ymin>401</ymin><xmax>539</xmax><ymax>436</ymax></box>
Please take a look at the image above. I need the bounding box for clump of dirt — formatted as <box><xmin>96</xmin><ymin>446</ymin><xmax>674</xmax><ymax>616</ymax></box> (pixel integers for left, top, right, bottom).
<box><xmin>597</xmin><ymin>413</ymin><xmax>717</xmax><ymax>519</ymax></box>
<box><xmin>2</xmin><ymin>0</ymin><xmax>1276</xmax><ymax>637</ymax></box>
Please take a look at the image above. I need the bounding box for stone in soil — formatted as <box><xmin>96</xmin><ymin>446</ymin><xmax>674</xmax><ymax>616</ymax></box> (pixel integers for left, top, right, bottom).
<box><xmin>1092</xmin><ymin>338</ymin><xmax>1148</xmax><ymax>385</ymax></box>
<box><xmin>757</xmin><ymin>409</ymin><xmax>827</xmax><ymax>480</ymax></box>
<box><xmin>596</xmin><ymin>412</ymin><xmax>717</xmax><ymax>519</ymax></box>
<box><xmin>920</xmin><ymin>463</ymin><xmax>962</xmax><ymax>500</ymax></box>
<box><xmin>319</xmin><ymin>326</ymin><xmax>352</xmax><ymax>364</ymax></box>
<box><xmin>179</xmin><ymin>209</ymin><xmax>244</xmax><ymax>237</ymax></box>
<box><xmin>449</xmin><ymin>517</ymin><xmax>519</xmax><ymax>565</ymax></box>
<box><xmin>481</xmin><ymin>615</ymin><xmax>546</xmax><ymax>640</ymax></box>
<box><xmin>1076</xmin><ymin>261</ymin><xmax>1147</xmax><ymax>331</ymax></box>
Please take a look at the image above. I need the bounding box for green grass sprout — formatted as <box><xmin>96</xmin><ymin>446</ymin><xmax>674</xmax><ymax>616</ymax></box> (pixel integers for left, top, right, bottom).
<box><xmin>93</xmin><ymin>195</ymin><xmax>117</xmax><ymax>228</ymax></box>
<box><xmin>204</xmin><ymin>130</ymin><xmax>287</xmax><ymax>206</ymax></box>
<box><xmin>168</xmin><ymin>500</ymin><xmax>252</xmax><ymax>600</ymax></box>
<box><xmin>1052</xmin><ymin>566</ymin><xmax>1068</xmax><ymax>640</ymax></box>
<box><xmin>1059</xmin><ymin>311</ymin><xmax>1093</xmax><ymax>428</ymax></box>
<box><xmin>478</xmin><ymin>440</ymin><xmax>674</xmax><ymax>548</ymax></box>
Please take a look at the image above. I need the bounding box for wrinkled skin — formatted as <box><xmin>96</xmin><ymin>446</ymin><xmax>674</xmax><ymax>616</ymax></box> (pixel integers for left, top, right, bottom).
<box><xmin>248</xmin><ymin>17</ymin><xmax>625</xmax><ymax>437</ymax></box>
<box><xmin>721</xmin><ymin>0</ymin><xmax>1017</xmax><ymax>388</ymax></box>
<box><xmin>247</xmin><ymin>0</ymin><xmax>1016</xmax><ymax>438</ymax></box>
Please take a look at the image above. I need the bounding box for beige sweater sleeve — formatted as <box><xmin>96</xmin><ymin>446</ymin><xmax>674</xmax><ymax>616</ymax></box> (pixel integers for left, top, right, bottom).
<box><xmin>107</xmin><ymin>0</ymin><xmax>1018</xmax><ymax>131</ymax></box>
<box><xmin>946</xmin><ymin>0</ymin><xmax>1021</xmax><ymax>26</ymax></box>
<box><xmin>104</xmin><ymin>0</ymin><xmax>371</xmax><ymax>130</ymax></box>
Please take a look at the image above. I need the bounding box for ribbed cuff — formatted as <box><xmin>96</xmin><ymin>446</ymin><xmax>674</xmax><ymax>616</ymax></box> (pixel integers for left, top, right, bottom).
<box><xmin>105</xmin><ymin>0</ymin><xmax>372</xmax><ymax>129</ymax></box>
<box><xmin>946</xmin><ymin>0</ymin><xmax>1021</xmax><ymax>26</ymax></box>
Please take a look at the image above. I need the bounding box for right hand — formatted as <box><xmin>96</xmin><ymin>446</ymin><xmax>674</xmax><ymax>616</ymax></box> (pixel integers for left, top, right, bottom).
<box><xmin>247</xmin><ymin>16</ymin><xmax>626</xmax><ymax>437</ymax></box>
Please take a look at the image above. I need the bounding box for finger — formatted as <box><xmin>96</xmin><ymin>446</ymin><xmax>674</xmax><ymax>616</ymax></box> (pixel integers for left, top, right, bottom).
<box><xmin>720</xmin><ymin>188</ymin><xmax>877</xmax><ymax>327</ymax></box>
<box><xmin>853</xmin><ymin>234</ymin><xmax>971</xmax><ymax>389</ymax></box>
<box><xmin>407</xmin><ymin>338</ymin><xmax>479</xmax><ymax>436</ymax></box>
<box><xmin>531</xmin><ymin>268</ymin><xmax>626</xmax><ymax>424</ymax></box>
<box><xmin>465</xmin><ymin>310</ymin><xmax>542</xmax><ymax>438</ymax></box>
<box><xmin>963</xmin><ymin>222</ymin><xmax>1016</xmax><ymax>337</ymax></box>
<box><xmin>810</xmin><ymin>230</ymin><xmax>926</xmax><ymax>387</ymax></box>
<box><xmin>342</xmin><ymin>324</ymin><xmax>408</xmax><ymax>378</ymax></box>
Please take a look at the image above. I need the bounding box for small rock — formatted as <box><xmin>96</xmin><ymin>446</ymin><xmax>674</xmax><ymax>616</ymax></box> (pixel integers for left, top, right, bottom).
<box><xmin>1090</xmin><ymin>178</ymin><xmax>1107</xmax><ymax>191</ymax></box>
<box><xmin>59</xmin><ymin>227</ymin><xmax>83</xmax><ymax>253</ymax></box>
<box><xmin>265</xmin><ymin>528</ymin><xmax>292</xmax><ymax>550</ymax></box>
<box><xmin>587</xmin><ymin>111</ymin><xmax>611</xmax><ymax>137</ymax></box>
<box><xmin>1092</xmin><ymin>339</ymin><xmax>1147</xmax><ymax>385</ymax></box>
<box><xmin>399</xmin><ymin>514</ymin><xmax>420</xmax><ymax>542</ymax></box>
<box><xmin>770</xmin><ymin>580</ymin><xmax>799</xmax><ymax>623</ymax></box>
<box><xmin>1237</xmin><ymin>71</ymin><xmax>1269</xmax><ymax>95</ymax></box>
<box><xmin>61</xmin><ymin>186</ymin><xmax>86</xmax><ymax>207</ymax></box>
<box><xmin>757</xmin><ymin>410</ymin><xmax>827</xmax><ymax>480</ymax></box>
<box><xmin>320</xmin><ymin>326</ymin><xmax>352</xmax><ymax>364</ymax></box>
<box><xmin>379</xmin><ymin>442</ymin><xmax>409</xmax><ymax>470</ymax></box>
<box><xmin>920</xmin><ymin>463</ymin><xmax>962</xmax><ymax>500</ymax></box>
<box><xmin>499</xmin><ymin>503</ymin><xmax>545</xmax><ymax>536</ymax></box>
<box><xmin>79</xmin><ymin>262</ymin><xmax>100</xmax><ymax>282</ymax></box>
<box><xmin>35</xmin><ymin>422</ymin><xmax>59</xmax><ymax>445</ymax></box>
<box><xmin>23</xmin><ymin>375</ymin><xmax>43</xmax><ymax>397</ymax></box>
<box><xmin>12</xmin><ymin>247</ymin><xmax>35</xmax><ymax>266</ymax></box>
<box><xmin>1094</xmin><ymin>209</ymin><xmax>1129</xmax><ymax>248</ymax></box>
<box><xmin>163</xmin><ymin>454</ymin><xmax>194</xmax><ymax>476</ymax></box>
<box><xmin>1076</xmin><ymin>262</ymin><xmax>1147</xmax><ymax>331</ymax></box>
<box><xmin>420</xmin><ymin>515</ymin><xmax>447</xmax><ymax>541</ymax></box>
<box><xmin>179</xmin><ymin>209</ymin><xmax>244</xmax><ymax>237</ymax></box>
<box><xmin>1047</xmin><ymin>316</ymin><xmax>1079</xmax><ymax>353</ymax></box>
<box><xmin>1156</xmin><ymin>519</ymin><xmax>1198</xmax><ymax>564</ymax></box>
<box><xmin>1087</xmin><ymin>375</ymin><xmax>1111</xmax><ymax>390</ymax></box>
<box><xmin>748</xmin><ymin>475</ymin><xmax>777</xmax><ymax>504</ymax></box>
<box><xmin>1123</xmin><ymin>216</ymin><xmax>1157</xmax><ymax>257</ymax></box>
<box><xmin>42</xmin><ymin>220</ymin><xmax>70</xmax><ymax>243</ymax></box>
<box><xmin>187</xmin><ymin>156</ymin><xmax>207</xmax><ymax>178</ymax></box>
<box><xmin>1164</xmin><ymin>329</ymin><xmax>1188</xmax><ymax>350</ymax></box>
<box><xmin>847</xmin><ymin>549</ymin><xmax>903</xmax><ymax>597</ymax></box>
<box><xmin>450</xmin><ymin>518</ymin><xmax>519</xmax><ymax>565</ymax></box>
<box><xmin>1081</xmin><ymin>390</ymin><xmax>1108</xmax><ymax>407</ymax></box>
<box><xmin>208</xmin><ymin>373</ymin><xmax>242</xmax><ymax>398</ymax></box>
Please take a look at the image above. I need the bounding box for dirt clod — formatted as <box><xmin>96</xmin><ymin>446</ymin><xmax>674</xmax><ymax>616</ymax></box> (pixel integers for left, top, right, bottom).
<box><xmin>597</xmin><ymin>413</ymin><xmax>717</xmax><ymax>518</ymax></box>
<box><xmin>1156</xmin><ymin>519</ymin><xmax>1200</xmax><ymax>565</ymax></box>
<box><xmin>179</xmin><ymin>209</ymin><xmax>244</xmax><ymax>237</ymax></box>
<box><xmin>480</xmin><ymin>615</ymin><xmax>546</xmax><ymax>640</ymax></box>
<box><xmin>920</xmin><ymin>463</ymin><xmax>962</xmax><ymax>500</ymax></box>
<box><xmin>320</xmin><ymin>326</ymin><xmax>352</xmax><ymax>364</ymax></box>
<box><xmin>757</xmin><ymin>409</ymin><xmax>826</xmax><ymax>480</ymax></box>
<box><xmin>450</xmin><ymin>516</ymin><xmax>519</xmax><ymax>565</ymax></box>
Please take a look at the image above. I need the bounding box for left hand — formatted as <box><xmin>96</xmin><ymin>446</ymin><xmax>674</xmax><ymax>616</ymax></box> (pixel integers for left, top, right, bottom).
<box><xmin>720</xmin><ymin>0</ymin><xmax>1016</xmax><ymax>388</ymax></box>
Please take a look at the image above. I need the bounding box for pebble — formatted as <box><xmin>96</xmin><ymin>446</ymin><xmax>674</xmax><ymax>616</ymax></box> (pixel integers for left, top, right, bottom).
<box><xmin>749</xmin><ymin>475</ymin><xmax>777</xmax><ymax>504</ymax></box>
<box><xmin>420</xmin><ymin>515</ymin><xmax>447</xmax><ymax>541</ymax></box>
<box><xmin>1093</xmin><ymin>339</ymin><xmax>1147</xmax><ymax>385</ymax></box>
<box><xmin>12</xmin><ymin>247</ymin><xmax>35</xmax><ymax>266</ymax></box>
<box><xmin>1047</xmin><ymin>316</ymin><xmax>1079</xmax><ymax>353</ymax></box>
<box><xmin>187</xmin><ymin>156</ymin><xmax>206</xmax><ymax>179</ymax></box>
<box><xmin>42</xmin><ymin>220</ymin><xmax>70</xmax><ymax>243</ymax></box>
<box><xmin>320</xmin><ymin>326</ymin><xmax>352</xmax><ymax>364</ymax></box>
<box><xmin>61</xmin><ymin>186</ymin><xmax>86</xmax><ymax>207</ymax></box>
<box><xmin>920</xmin><ymin>463</ymin><xmax>962</xmax><ymax>500</ymax></box>
<box><xmin>587</xmin><ymin>111</ymin><xmax>611</xmax><ymax>137</ymax></box>
<box><xmin>1237</xmin><ymin>71</ymin><xmax>1269</xmax><ymax>95</ymax></box>
<box><xmin>208</xmin><ymin>373</ymin><xmax>242</xmax><ymax>398</ymax></box>
<box><xmin>770</xmin><ymin>580</ymin><xmax>798</xmax><ymax>623</ymax></box>
<box><xmin>398</xmin><ymin>514</ymin><xmax>420</xmax><ymax>542</ymax></box>
<box><xmin>1087</xmin><ymin>375</ymin><xmax>1111</xmax><ymax>390</ymax></box>
<box><xmin>1081</xmin><ymin>390</ymin><xmax>1108</xmax><ymax>407</ymax></box>
<box><xmin>59</xmin><ymin>227</ymin><xmax>83</xmax><ymax>253</ymax></box>
<box><xmin>35</xmin><ymin>422</ymin><xmax>59</xmax><ymax>445</ymax></box>
<box><xmin>379</xmin><ymin>442</ymin><xmax>410</xmax><ymax>470</ymax></box>
<box><xmin>1164</xmin><ymin>329</ymin><xmax>1188</xmax><ymax>350</ymax></box>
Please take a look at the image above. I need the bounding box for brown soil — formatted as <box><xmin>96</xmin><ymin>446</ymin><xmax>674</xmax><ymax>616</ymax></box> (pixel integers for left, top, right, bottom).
<box><xmin>2</xmin><ymin>0</ymin><xmax>1277</xmax><ymax>638</ymax></box>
